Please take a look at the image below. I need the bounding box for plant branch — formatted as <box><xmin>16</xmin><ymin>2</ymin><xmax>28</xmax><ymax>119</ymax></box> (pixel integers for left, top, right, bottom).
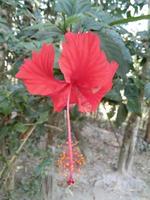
<box><xmin>24</xmin><ymin>123</ymin><xmax>63</xmax><ymax>132</ymax></box>
<box><xmin>0</xmin><ymin>125</ymin><xmax>36</xmax><ymax>184</ymax></box>
<box><xmin>103</xmin><ymin>104</ymin><xmax>121</xmax><ymax>147</ymax></box>
<box><xmin>110</xmin><ymin>14</ymin><xmax>150</xmax><ymax>26</ymax></box>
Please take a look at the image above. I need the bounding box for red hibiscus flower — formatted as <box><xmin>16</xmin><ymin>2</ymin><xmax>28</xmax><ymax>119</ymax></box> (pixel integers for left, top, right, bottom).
<box><xmin>16</xmin><ymin>32</ymin><xmax>118</xmax><ymax>112</ymax></box>
<box><xmin>16</xmin><ymin>32</ymin><xmax>118</xmax><ymax>184</ymax></box>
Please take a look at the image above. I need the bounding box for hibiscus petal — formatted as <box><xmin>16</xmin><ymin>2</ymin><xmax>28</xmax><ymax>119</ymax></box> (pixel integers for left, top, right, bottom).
<box><xmin>77</xmin><ymin>81</ymin><xmax>112</xmax><ymax>112</ymax></box>
<box><xmin>59</xmin><ymin>32</ymin><xmax>118</xmax><ymax>89</ymax></box>
<box><xmin>50</xmin><ymin>83</ymin><xmax>78</xmax><ymax>112</ymax></box>
<box><xmin>16</xmin><ymin>43</ymin><xmax>62</xmax><ymax>96</ymax></box>
<box><xmin>77</xmin><ymin>60</ymin><xmax>118</xmax><ymax>112</ymax></box>
<box><xmin>59</xmin><ymin>32</ymin><xmax>118</xmax><ymax>112</ymax></box>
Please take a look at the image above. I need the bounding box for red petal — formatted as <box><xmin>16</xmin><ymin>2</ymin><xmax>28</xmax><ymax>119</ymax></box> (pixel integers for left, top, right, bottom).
<box><xmin>77</xmin><ymin>82</ymin><xmax>112</xmax><ymax>112</ymax></box>
<box><xmin>59</xmin><ymin>32</ymin><xmax>117</xmax><ymax>88</ymax></box>
<box><xmin>77</xmin><ymin>61</ymin><xmax>118</xmax><ymax>112</ymax></box>
<box><xmin>16</xmin><ymin>43</ymin><xmax>62</xmax><ymax>96</ymax></box>
<box><xmin>50</xmin><ymin>84</ymin><xmax>70</xmax><ymax>112</ymax></box>
<box><xmin>50</xmin><ymin>83</ymin><xmax>77</xmax><ymax>112</ymax></box>
<box><xmin>59</xmin><ymin>32</ymin><xmax>118</xmax><ymax>112</ymax></box>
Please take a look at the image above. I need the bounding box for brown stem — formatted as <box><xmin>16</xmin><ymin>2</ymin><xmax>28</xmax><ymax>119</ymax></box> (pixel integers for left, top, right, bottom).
<box><xmin>0</xmin><ymin>125</ymin><xmax>36</xmax><ymax>184</ymax></box>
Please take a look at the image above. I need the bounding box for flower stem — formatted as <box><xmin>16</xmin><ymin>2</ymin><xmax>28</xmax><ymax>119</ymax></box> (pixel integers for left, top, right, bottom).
<box><xmin>66</xmin><ymin>87</ymin><xmax>74</xmax><ymax>185</ymax></box>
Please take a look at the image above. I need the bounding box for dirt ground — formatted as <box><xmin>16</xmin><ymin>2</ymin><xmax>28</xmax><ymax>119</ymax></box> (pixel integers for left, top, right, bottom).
<box><xmin>54</xmin><ymin>122</ymin><xmax>150</xmax><ymax>200</ymax></box>
<box><xmin>1</xmin><ymin>122</ymin><xmax>150</xmax><ymax>200</ymax></box>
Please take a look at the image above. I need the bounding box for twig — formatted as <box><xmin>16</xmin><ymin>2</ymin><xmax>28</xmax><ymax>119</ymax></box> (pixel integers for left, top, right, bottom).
<box><xmin>110</xmin><ymin>14</ymin><xmax>150</xmax><ymax>26</ymax></box>
<box><xmin>103</xmin><ymin>104</ymin><xmax>121</xmax><ymax>147</ymax></box>
<box><xmin>44</xmin><ymin>124</ymin><xmax>63</xmax><ymax>132</ymax></box>
<box><xmin>0</xmin><ymin>125</ymin><xmax>36</xmax><ymax>184</ymax></box>
<box><xmin>24</xmin><ymin>123</ymin><xmax>63</xmax><ymax>132</ymax></box>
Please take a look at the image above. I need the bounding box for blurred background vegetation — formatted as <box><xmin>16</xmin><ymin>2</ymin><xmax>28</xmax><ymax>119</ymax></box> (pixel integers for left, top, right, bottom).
<box><xmin>0</xmin><ymin>0</ymin><xmax>150</xmax><ymax>199</ymax></box>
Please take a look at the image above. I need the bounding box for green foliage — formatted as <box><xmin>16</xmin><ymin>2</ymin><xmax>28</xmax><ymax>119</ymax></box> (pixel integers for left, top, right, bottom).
<box><xmin>126</xmin><ymin>98</ymin><xmax>141</xmax><ymax>115</ymax></box>
<box><xmin>35</xmin><ymin>158</ymin><xmax>52</xmax><ymax>176</ymax></box>
<box><xmin>144</xmin><ymin>82</ymin><xmax>150</xmax><ymax>100</ymax></box>
<box><xmin>99</xmin><ymin>29</ymin><xmax>132</xmax><ymax>79</ymax></box>
<box><xmin>37</xmin><ymin>111</ymin><xmax>49</xmax><ymax>124</ymax></box>
<box><xmin>105</xmin><ymin>79</ymin><xmax>122</xmax><ymax>102</ymax></box>
<box><xmin>55</xmin><ymin>0</ymin><xmax>91</xmax><ymax>16</ymax></box>
<box><xmin>116</xmin><ymin>103</ymin><xmax>128</xmax><ymax>127</ymax></box>
<box><xmin>0</xmin><ymin>83</ymin><xmax>51</xmax><ymax>156</ymax></box>
<box><xmin>125</xmin><ymin>80</ymin><xmax>141</xmax><ymax>115</ymax></box>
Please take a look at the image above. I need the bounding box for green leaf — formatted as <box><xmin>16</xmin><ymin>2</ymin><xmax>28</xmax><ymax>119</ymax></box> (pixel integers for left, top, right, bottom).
<box><xmin>55</xmin><ymin>0</ymin><xmax>91</xmax><ymax>16</ymax></box>
<box><xmin>18</xmin><ymin>23</ymin><xmax>62</xmax><ymax>44</ymax></box>
<box><xmin>125</xmin><ymin>80</ymin><xmax>141</xmax><ymax>115</ymax></box>
<box><xmin>0</xmin><ymin>154</ymin><xmax>7</xmax><ymax>164</ymax></box>
<box><xmin>65</xmin><ymin>15</ymin><xmax>81</xmax><ymax>26</ymax></box>
<box><xmin>126</xmin><ymin>98</ymin><xmax>141</xmax><ymax>115</ymax></box>
<box><xmin>144</xmin><ymin>82</ymin><xmax>150</xmax><ymax>99</ymax></box>
<box><xmin>105</xmin><ymin>79</ymin><xmax>122</xmax><ymax>102</ymax></box>
<box><xmin>99</xmin><ymin>28</ymin><xmax>132</xmax><ymax>79</ymax></box>
<box><xmin>116</xmin><ymin>103</ymin><xmax>128</xmax><ymax>127</ymax></box>
<box><xmin>88</xmin><ymin>9</ymin><xmax>118</xmax><ymax>25</ymax></box>
<box><xmin>14</xmin><ymin>123</ymin><xmax>28</xmax><ymax>133</ymax></box>
<box><xmin>37</xmin><ymin>111</ymin><xmax>49</xmax><ymax>124</ymax></box>
<box><xmin>75</xmin><ymin>0</ymin><xmax>91</xmax><ymax>14</ymax></box>
<box><xmin>0</xmin><ymin>126</ymin><xmax>11</xmax><ymax>140</ymax></box>
<box><xmin>55</xmin><ymin>0</ymin><xmax>73</xmax><ymax>16</ymax></box>
<box><xmin>80</xmin><ymin>16</ymin><xmax>104</xmax><ymax>31</ymax></box>
<box><xmin>34</xmin><ymin>25</ymin><xmax>63</xmax><ymax>39</ymax></box>
<box><xmin>125</xmin><ymin>82</ymin><xmax>140</xmax><ymax>99</ymax></box>
<box><xmin>106</xmin><ymin>88</ymin><xmax>122</xmax><ymax>102</ymax></box>
<box><xmin>0</xmin><ymin>101</ymin><xmax>12</xmax><ymax>115</ymax></box>
<box><xmin>35</xmin><ymin>158</ymin><xmax>52</xmax><ymax>176</ymax></box>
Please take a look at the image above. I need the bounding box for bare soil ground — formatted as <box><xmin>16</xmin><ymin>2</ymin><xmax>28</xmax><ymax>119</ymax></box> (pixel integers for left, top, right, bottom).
<box><xmin>1</xmin><ymin>122</ymin><xmax>150</xmax><ymax>200</ymax></box>
<box><xmin>55</xmin><ymin>122</ymin><xmax>150</xmax><ymax>200</ymax></box>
